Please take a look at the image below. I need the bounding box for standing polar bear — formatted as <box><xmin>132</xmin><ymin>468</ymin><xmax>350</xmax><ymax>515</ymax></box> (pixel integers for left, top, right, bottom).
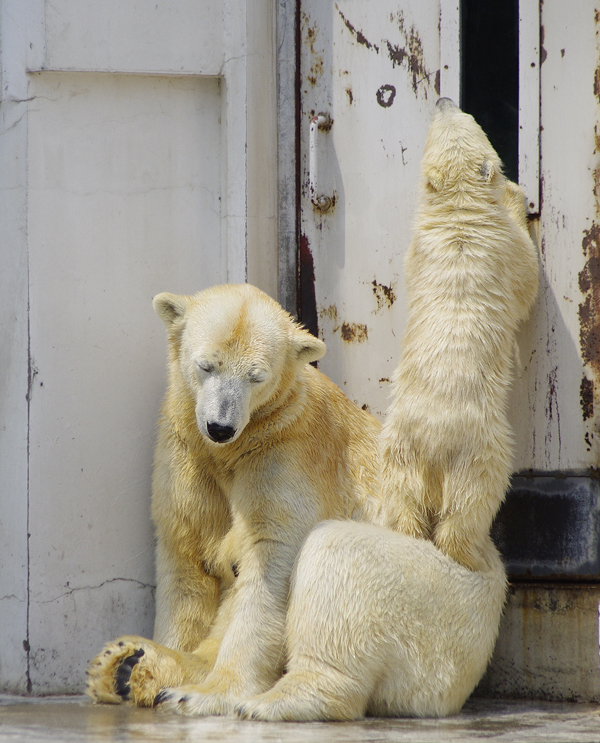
<box><xmin>86</xmin><ymin>98</ymin><xmax>534</xmax><ymax>720</ymax></box>
<box><xmin>380</xmin><ymin>97</ymin><xmax>539</xmax><ymax>572</ymax></box>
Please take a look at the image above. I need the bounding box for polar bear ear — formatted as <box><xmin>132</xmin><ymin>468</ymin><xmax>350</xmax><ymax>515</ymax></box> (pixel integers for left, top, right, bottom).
<box><xmin>425</xmin><ymin>165</ymin><xmax>445</xmax><ymax>192</ymax></box>
<box><xmin>290</xmin><ymin>327</ymin><xmax>326</xmax><ymax>364</ymax></box>
<box><xmin>480</xmin><ymin>159</ymin><xmax>495</xmax><ymax>182</ymax></box>
<box><xmin>153</xmin><ymin>292</ymin><xmax>191</xmax><ymax>327</ymax></box>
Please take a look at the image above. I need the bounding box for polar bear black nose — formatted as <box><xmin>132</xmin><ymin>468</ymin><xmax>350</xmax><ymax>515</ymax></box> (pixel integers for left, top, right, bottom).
<box><xmin>436</xmin><ymin>97</ymin><xmax>457</xmax><ymax>110</ymax></box>
<box><xmin>207</xmin><ymin>422</ymin><xmax>236</xmax><ymax>443</ymax></box>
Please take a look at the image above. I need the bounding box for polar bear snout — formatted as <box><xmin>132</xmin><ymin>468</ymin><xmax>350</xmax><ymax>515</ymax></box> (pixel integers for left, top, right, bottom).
<box><xmin>195</xmin><ymin>375</ymin><xmax>251</xmax><ymax>445</ymax></box>
<box><xmin>435</xmin><ymin>96</ymin><xmax>458</xmax><ymax>111</ymax></box>
<box><xmin>206</xmin><ymin>422</ymin><xmax>237</xmax><ymax>443</ymax></box>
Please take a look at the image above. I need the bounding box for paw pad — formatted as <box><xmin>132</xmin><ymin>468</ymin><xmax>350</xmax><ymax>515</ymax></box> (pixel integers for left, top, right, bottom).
<box><xmin>115</xmin><ymin>649</ymin><xmax>145</xmax><ymax>699</ymax></box>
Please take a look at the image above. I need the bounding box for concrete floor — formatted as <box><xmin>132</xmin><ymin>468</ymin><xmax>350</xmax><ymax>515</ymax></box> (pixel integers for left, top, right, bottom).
<box><xmin>1</xmin><ymin>695</ymin><xmax>600</xmax><ymax>742</ymax></box>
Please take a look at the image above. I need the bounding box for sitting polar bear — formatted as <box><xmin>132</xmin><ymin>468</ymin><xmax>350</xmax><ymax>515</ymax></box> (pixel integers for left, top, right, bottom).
<box><xmin>86</xmin><ymin>98</ymin><xmax>533</xmax><ymax>720</ymax></box>
<box><xmin>379</xmin><ymin>97</ymin><xmax>538</xmax><ymax>572</ymax></box>
<box><xmin>87</xmin><ymin>283</ymin><xmax>383</xmax><ymax>712</ymax></box>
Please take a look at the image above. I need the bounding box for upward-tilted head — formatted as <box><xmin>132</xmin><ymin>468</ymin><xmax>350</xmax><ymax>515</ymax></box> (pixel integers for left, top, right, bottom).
<box><xmin>421</xmin><ymin>97</ymin><xmax>504</xmax><ymax>195</ymax></box>
<box><xmin>153</xmin><ymin>284</ymin><xmax>325</xmax><ymax>445</ymax></box>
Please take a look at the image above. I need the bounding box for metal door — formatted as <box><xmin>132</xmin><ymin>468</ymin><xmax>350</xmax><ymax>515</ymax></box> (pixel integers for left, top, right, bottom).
<box><xmin>297</xmin><ymin>0</ymin><xmax>599</xmax><ymax>504</ymax></box>
<box><xmin>298</xmin><ymin>1</ymin><xmax>454</xmax><ymax>419</ymax></box>
<box><xmin>295</xmin><ymin>0</ymin><xmax>600</xmax><ymax>701</ymax></box>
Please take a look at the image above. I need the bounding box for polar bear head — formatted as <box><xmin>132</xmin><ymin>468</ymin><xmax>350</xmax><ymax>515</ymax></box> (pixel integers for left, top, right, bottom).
<box><xmin>153</xmin><ymin>284</ymin><xmax>325</xmax><ymax>445</ymax></box>
<box><xmin>421</xmin><ymin>97</ymin><xmax>504</xmax><ymax>196</ymax></box>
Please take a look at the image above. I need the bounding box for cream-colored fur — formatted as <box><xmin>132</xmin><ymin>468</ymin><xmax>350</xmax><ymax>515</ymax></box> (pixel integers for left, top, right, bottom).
<box><xmin>235</xmin><ymin>522</ymin><xmax>506</xmax><ymax>720</ymax></box>
<box><xmin>378</xmin><ymin>97</ymin><xmax>539</xmax><ymax>571</ymax></box>
<box><xmin>87</xmin><ymin>283</ymin><xmax>382</xmax><ymax>714</ymax></box>
<box><xmin>86</xmin><ymin>100</ymin><xmax>531</xmax><ymax>719</ymax></box>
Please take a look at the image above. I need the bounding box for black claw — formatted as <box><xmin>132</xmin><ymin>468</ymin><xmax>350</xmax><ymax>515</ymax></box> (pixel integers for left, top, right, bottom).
<box><xmin>178</xmin><ymin>696</ymin><xmax>189</xmax><ymax>704</ymax></box>
<box><xmin>115</xmin><ymin>651</ymin><xmax>144</xmax><ymax>699</ymax></box>
<box><xmin>154</xmin><ymin>689</ymin><xmax>170</xmax><ymax>707</ymax></box>
<box><xmin>118</xmin><ymin>641</ymin><xmax>125</xmax><ymax>647</ymax></box>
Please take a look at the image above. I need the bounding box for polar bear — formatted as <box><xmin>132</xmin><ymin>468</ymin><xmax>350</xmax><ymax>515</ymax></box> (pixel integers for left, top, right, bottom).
<box><xmin>378</xmin><ymin>97</ymin><xmax>539</xmax><ymax>572</ymax></box>
<box><xmin>87</xmin><ymin>274</ymin><xmax>508</xmax><ymax>720</ymax></box>
<box><xmin>86</xmin><ymin>283</ymin><xmax>382</xmax><ymax>712</ymax></box>
<box><xmin>234</xmin><ymin>522</ymin><xmax>506</xmax><ymax>720</ymax></box>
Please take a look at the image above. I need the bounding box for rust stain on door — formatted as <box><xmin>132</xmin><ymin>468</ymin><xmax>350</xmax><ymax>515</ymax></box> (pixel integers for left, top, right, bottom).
<box><xmin>340</xmin><ymin>322</ymin><xmax>368</xmax><ymax>343</ymax></box>
<box><xmin>385</xmin><ymin>11</ymin><xmax>434</xmax><ymax>98</ymax></box>
<box><xmin>318</xmin><ymin>303</ymin><xmax>368</xmax><ymax>343</ymax></box>
<box><xmin>579</xmin><ymin>224</ymin><xmax>600</xmax><ymax>423</ymax></box>
<box><xmin>336</xmin><ymin>5</ymin><xmax>380</xmax><ymax>53</ymax></box>
<box><xmin>302</xmin><ymin>13</ymin><xmax>324</xmax><ymax>87</ymax></box>
<box><xmin>334</xmin><ymin>6</ymin><xmax>433</xmax><ymax>99</ymax></box>
<box><xmin>298</xmin><ymin>234</ymin><xmax>319</xmax><ymax>339</ymax></box>
<box><xmin>371</xmin><ymin>279</ymin><xmax>397</xmax><ymax>311</ymax></box>
<box><xmin>577</xmin><ymin>35</ymin><xmax>600</xmax><ymax>433</ymax></box>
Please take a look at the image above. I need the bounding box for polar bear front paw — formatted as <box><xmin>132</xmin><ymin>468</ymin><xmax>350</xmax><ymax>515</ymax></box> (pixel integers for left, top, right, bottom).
<box><xmin>86</xmin><ymin>637</ymin><xmax>162</xmax><ymax>707</ymax></box>
<box><xmin>154</xmin><ymin>686</ymin><xmax>237</xmax><ymax>717</ymax></box>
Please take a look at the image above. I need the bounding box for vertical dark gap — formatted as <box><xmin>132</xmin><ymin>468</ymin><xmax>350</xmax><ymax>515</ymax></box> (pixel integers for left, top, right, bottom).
<box><xmin>295</xmin><ymin>1</ymin><xmax>319</xmax><ymax>341</ymax></box>
<box><xmin>460</xmin><ymin>0</ymin><xmax>519</xmax><ymax>183</ymax></box>
<box><xmin>25</xmin><ymin>269</ymin><xmax>32</xmax><ymax>694</ymax></box>
<box><xmin>295</xmin><ymin>0</ymin><xmax>304</xmax><ymax>324</ymax></box>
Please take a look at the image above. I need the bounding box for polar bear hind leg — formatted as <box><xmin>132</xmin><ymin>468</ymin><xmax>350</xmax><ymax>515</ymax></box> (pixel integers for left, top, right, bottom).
<box><xmin>237</xmin><ymin>520</ymin><xmax>506</xmax><ymax>721</ymax></box>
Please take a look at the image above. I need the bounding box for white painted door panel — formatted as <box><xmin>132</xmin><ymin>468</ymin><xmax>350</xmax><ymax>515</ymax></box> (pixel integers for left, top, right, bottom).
<box><xmin>26</xmin><ymin>72</ymin><xmax>222</xmax><ymax>692</ymax></box>
<box><xmin>300</xmin><ymin>0</ymin><xmax>600</xmax><ymax>474</ymax></box>
<box><xmin>300</xmin><ymin>1</ymin><xmax>444</xmax><ymax>418</ymax></box>
<box><xmin>0</xmin><ymin>0</ymin><xmax>277</xmax><ymax>694</ymax></box>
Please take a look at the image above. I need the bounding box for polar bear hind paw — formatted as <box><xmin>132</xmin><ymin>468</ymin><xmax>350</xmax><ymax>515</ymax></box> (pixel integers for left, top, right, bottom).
<box><xmin>235</xmin><ymin>684</ymin><xmax>359</xmax><ymax>722</ymax></box>
<box><xmin>154</xmin><ymin>685</ymin><xmax>236</xmax><ymax>717</ymax></box>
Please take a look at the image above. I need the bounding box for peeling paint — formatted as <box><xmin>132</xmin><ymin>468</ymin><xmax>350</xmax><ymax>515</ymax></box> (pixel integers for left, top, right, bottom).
<box><xmin>318</xmin><ymin>303</ymin><xmax>369</xmax><ymax>344</ymax></box>
<box><xmin>302</xmin><ymin>13</ymin><xmax>324</xmax><ymax>88</ymax></box>
<box><xmin>345</xmin><ymin>87</ymin><xmax>354</xmax><ymax>105</ymax></box>
<box><xmin>581</xmin><ymin>376</ymin><xmax>594</xmax><ymax>422</ymax></box>
<box><xmin>340</xmin><ymin>322</ymin><xmax>368</xmax><ymax>343</ymax></box>
<box><xmin>319</xmin><ymin>304</ymin><xmax>339</xmax><ymax>323</ymax></box>
<box><xmin>385</xmin><ymin>11</ymin><xmax>433</xmax><ymax>98</ymax></box>
<box><xmin>579</xmin><ymin>224</ymin><xmax>600</xmax><ymax>375</ymax></box>
<box><xmin>376</xmin><ymin>84</ymin><xmax>396</xmax><ymax>108</ymax></box>
<box><xmin>336</xmin><ymin>5</ymin><xmax>380</xmax><ymax>53</ymax></box>
<box><xmin>334</xmin><ymin>5</ymin><xmax>432</xmax><ymax>98</ymax></box>
<box><xmin>371</xmin><ymin>279</ymin><xmax>396</xmax><ymax>310</ymax></box>
<box><xmin>544</xmin><ymin>366</ymin><xmax>561</xmax><ymax>466</ymax></box>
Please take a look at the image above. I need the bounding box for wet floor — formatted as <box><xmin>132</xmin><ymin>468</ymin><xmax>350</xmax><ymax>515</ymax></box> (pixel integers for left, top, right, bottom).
<box><xmin>1</xmin><ymin>695</ymin><xmax>600</xmax><ymax>742</ymax></box>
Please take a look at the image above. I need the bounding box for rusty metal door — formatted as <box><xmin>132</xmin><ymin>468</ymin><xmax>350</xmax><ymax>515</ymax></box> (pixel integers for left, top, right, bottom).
<box><xmin>297</xmin><ymin>1</ymin><xmax>455</xmax><ymax>419</ymax></box>
<box><xmin>295</xmin><ymin>0</ymin><xmax>600</xmax><ymax>701</ymax></box>
<box><xmin>297</xmin><ymin>0</ymin><xmax>600</xmax><ymax>576</ymax></box>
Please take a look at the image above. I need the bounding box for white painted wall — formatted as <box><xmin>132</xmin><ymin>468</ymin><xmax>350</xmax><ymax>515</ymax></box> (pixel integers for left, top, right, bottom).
<box><xmin>0</xmin><ymin>0</ymin><xmax>277</xmax><ymax>694</ymax></box>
